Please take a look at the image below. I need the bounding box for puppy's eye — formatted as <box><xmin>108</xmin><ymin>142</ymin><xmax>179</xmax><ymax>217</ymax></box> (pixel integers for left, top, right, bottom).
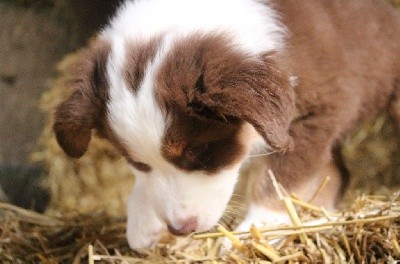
<box><xmin>186</xmin><ymin>144</ymin><xmax>209</xmax><ymax>159</ymax></box>
<box><xmin>184</xmin><ymin>144</ymin><xmax>211</xmax><ymax>170</ymax></box>
<box><xmin>125</xmin><ymin>157</ymin><xmax>152</xmax><ymax>173</ymax></box>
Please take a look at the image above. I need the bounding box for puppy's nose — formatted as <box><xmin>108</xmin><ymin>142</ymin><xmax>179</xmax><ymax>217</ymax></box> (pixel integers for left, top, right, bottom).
<box><xmin>167</xmin><ymin>217</ymin><xmax>198</xmax><ymax>236</ymax></box>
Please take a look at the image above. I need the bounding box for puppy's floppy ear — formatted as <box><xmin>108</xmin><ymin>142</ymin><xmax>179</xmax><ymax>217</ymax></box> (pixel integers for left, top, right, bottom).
<box><xmin>53</xmin><ymin>38</ymin><xmax>110</xmax><ymax>158</ymax></box>
<box><xmin>192</xmin><ymin>55</ymin><xmax>295</xmax><ymax>153</ymax></box>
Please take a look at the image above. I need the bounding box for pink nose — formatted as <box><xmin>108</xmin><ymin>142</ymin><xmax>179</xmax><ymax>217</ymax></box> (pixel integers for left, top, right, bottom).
<box><xmin>167</xmin><ymin>217</ymin><xmax>198</xmax><ymax>236</ymax></box>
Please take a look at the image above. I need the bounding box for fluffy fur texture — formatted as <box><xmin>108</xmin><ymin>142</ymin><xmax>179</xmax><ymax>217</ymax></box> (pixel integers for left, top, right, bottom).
<box><xmin>53</xmin><ymin>0</ymin><xmax>400</xmax><ymax>249</ymax></box>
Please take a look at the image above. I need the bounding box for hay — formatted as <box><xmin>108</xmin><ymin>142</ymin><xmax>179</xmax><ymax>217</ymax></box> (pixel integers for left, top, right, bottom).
<box><xmin>200</xmin><ymin>194</ymin><xmax>400</xmax><ymax>263</ymax></box>
<box><xmin>1</xmin><ymin>192</ymin><xmax>399</xmax><ymax>263</ymax></box>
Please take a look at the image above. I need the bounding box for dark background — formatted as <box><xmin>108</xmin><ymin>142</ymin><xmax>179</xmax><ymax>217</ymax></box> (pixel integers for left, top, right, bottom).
<box><xmin>0</xmin><ymin>0</ymin><xmax>122</xmax><ymax>211</ymax></box>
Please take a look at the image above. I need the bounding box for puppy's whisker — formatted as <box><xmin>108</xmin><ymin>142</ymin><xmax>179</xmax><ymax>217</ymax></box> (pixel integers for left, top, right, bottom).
<box><xmin>229</xmin><ymin>198</ymin><xmax>248</xmax><ymax>205</ymax></box>
<box><xmin>231</xmin><ymin>193</ymin><xmax>247</xmax><ymax>198</ymax></box>
<box><xmin>228</xmin><ymin>199</ymin><xmax>248</xmax><ymax>206</ymax></box>
<box><xmin>220</xmin><ymin>214</ymin><xmax>234</xmax><ymax>222</ymax></box>
<box><xmin>229</xmin><ymin>199</ymin><xmax>247</xmax><ymax>204</ymax></box>
<box><xmin>225</xmin><ymin>205</ymin><xmax>244</xmax><ymax>212</ymax></box>
<box><xmin>223</xmin><ymin>209</ymin><xmax>243</xmax><ymax>218</ymax></box>
<box><xmin>217</xmin><ymin>221</ymin><xmax>230</xmax><ymax>230</ymax></box>
<box><xmin>220</xmin><ymin>214</ymin><xmax>241</xmax><ymax>228</ymax></box>
<box><xmin>223</xmin><ymin>213</ymin><xmax>238</xmax><ymax>221</ymax></box>
<box><xmin>220</xmin><ymin>214</ymin><xmax>236</xmax><ymax>225</ymax></box>
<box><xmin>224</xmin><ymin>208</ymin><xmax>240</xmax><ymax>214</ymax></box>
<box><xmin>230</xmin><ymin>196</ymin><xmax>248</xmax><ymax>202</ymax></box>
<box><xmin>247</xmin><ymin>151</ymin><xmax>277</xmax><ymax>158</ymax></box>
<box><xmin>226</xmin><ymin>204</ymin><xmax>248</xmax><ymax>211</ymax></box>
<box><xmin>225</xmin><ymin>209</ymin><xmax>244</xmax><ymax>217</ymax></box>
<box><xmin>227</xmin><ymin>202</ymin><xmax>248</xmax><ymax>209</ymax></box>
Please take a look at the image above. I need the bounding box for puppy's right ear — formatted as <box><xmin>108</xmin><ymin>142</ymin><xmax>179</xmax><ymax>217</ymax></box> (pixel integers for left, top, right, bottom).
<box><xmin>53</xmin><ymin>38</ymin><xmax>110</xmax><ymax>158</ymax></box>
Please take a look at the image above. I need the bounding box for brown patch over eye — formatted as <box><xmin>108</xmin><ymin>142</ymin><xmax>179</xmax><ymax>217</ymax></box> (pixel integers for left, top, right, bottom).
<box><xmin>183</xmin><ymin>143</ymin><xmax>211</xmax><ymax>170</ymax></box>
<box><xmin>161</xmin><ymin>109</ymin><xmax>245</xmax><ymax>174</ymax></box>
<box><xmin>155</xmin><ymin>33</ymin><xmax>294</xmax><ymax>153</ymax></box>
<box><xmin>186</xmin><ymin>144</ymin><xmax>209</xmax><ymax>158</ymax></box>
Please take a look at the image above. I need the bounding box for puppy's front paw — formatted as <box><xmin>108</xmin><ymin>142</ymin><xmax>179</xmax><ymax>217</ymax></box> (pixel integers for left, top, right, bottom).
<box><xmin>236</xmin><ymin>205</ymin><xmax>290</xmax><ymax>232</ymax></box>
<box><xmin>126</xmin><ymin>221</ymin><xmax>166</xmax><ymax>249</ymax></box>
<box><xmin>126</xmin><ymin>192</ymin><xmax>166</xmax><ymax>249</ymax></box>
<box><xmin>221</xmin><ymin>204</ymin><xmax>290</xmax><ymax>252</ymax></box>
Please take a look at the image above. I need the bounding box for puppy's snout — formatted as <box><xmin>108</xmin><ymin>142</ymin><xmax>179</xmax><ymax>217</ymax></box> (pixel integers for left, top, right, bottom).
<box><xmin>167</xmin><ymin>217</ymin><xmax>198</xmax><ymax>236</ymax></box>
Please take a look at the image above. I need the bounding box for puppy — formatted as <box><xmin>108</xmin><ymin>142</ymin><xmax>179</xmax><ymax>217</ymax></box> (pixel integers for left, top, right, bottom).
<box><xmin>53</xmin><ymin>0</ymin><xmax>400</xmax><ymax>249</ymax></box>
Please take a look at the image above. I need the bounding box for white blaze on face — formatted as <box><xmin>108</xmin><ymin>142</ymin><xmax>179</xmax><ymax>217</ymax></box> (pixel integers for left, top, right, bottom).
<box><xmin>107</xmin><ymin>36</ymin><xmax>166</xmax><ymax>165</ymax></box>
<box><xmin>106</xmin><ymin>37</ymin><xmax>243</xmax><ymax>231</ymax></box>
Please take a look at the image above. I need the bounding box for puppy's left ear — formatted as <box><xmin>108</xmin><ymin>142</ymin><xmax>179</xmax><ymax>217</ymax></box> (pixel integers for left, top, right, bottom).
<box><xmin>193</xmin><ymin>55</ymin><xmax>295</xmax><ymax>153</ymax></box>
<box><xmin>53</xmin><ymin>38</ymin><xmax>110</xmax><ymax>158</ymax></box>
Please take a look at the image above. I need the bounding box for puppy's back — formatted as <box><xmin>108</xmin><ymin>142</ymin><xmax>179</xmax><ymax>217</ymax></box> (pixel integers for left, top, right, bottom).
<box><xmin>276</xmin><ymin>0</ymin><xmax>400</xmax><ymax>129</ymax></box>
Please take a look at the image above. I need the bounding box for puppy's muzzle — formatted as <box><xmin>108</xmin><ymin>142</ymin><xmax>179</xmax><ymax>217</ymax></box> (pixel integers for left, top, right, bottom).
<box><xmin>167</xmin><ymin>217</ymin><xmax>198</xmax><ymax>236</ymax></box>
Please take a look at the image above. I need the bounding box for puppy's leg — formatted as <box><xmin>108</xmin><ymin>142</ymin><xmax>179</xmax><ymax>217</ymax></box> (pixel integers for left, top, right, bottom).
<box><xmin>234</xmin><ymin>203</ymin><xmax>290</xmax><ymax>233</ymax></box>
<box><xmin>253</xmin><ymin>108</ymin><xmax>350</xmax><ymax>209</ymax></box>
<box><xmin>284</xmin><ymin>155</ymin><xmax>345</xmax><ymax>210</ymax></box>
<box><xmin>126</xmin><ymin>178</ymin><xmax>166</xmax><ymax>249</ymax></box>
<box><xmin>309</xmin><ymin>145</ymin><xmax>349</xmax><ymax>208</ymax></box>
<box><xmin>223</xmin><ymin>149</ymin><xmax>345</xmax><ymax>252</ymax></box>
<box><xmin>236</xmin><ymin>109</ymin><xmax>351</xmax><ymax>233</ymax></box>
<box><xmin>233</xmin><ymin>158</ymin><xmax>289</xmax><ymax>233</ymax></box>
<box><xmin>235</xmin><ymin>157</ymin><xmax>343</xmax><ymax>235</ymax></box>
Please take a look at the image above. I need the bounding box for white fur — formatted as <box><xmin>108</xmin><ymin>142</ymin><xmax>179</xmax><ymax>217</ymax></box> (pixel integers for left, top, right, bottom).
<box><xmin>102</xmin><ymin>0</ymin><xmax>285</xmax><ymax>55</ymax></box>
<box><xmin>237</xmin><ymin>204</ymin><xmax>334</xmax><ymax>231</ymax></box>
<box><xmin>237</xmin><ymin>204</ymin><xmax>290</xmax><ymax>231</ymax></box>
<box><xmin>126</xmin><ymin>176</ymin><xmax>166</xmax><ymax>248</ymax></box>
<box><xmin>106</xmin><ymin>35</ymin><xmax>252</xmax><ymax>249</ymax></box>
<box><xmin>103</xmin><ymin>0</ymin><xmax>288</xmax><ymax>249</ymax></box>
<box><xmin>127</xmin><ymin>165</ymin><xmax>242</xmax><ymax>248</ymax></box>
<box><xmin>107</xmin><ymin>36</ymin><xmax>167</xmax><ymax>165</ymax></box>
<box><xmin>222</xmin><ymin>204</ymin><xmax>290</xmax><ymax>251</ymax></box>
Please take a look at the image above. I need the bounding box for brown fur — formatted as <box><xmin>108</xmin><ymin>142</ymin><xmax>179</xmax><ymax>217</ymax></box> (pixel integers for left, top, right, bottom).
<box><xmin>161</xmin><ymin>108</ymin><xmax>245</xmax><ymax>173</ymax></box>
<box><xmin>252</xmin><ymin>0</ymin><xmax>400</xmax><ymax>206</ymax></box>
<box><xmin>152</xmin><ymin>34</ymin><xmax>296</xmax><ymax>174</ymax></box>
<box><xmin>156</xmin><ymin>34</ymin><xmax>295</xmax><ymax>155</ymax></box>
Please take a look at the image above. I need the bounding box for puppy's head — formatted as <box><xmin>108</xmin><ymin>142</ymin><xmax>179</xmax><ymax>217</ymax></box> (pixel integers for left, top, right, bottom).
<box><xmin>53</xmin><ymin>34</ymin><xmax>294</xmax><ymax>235</ymax></box>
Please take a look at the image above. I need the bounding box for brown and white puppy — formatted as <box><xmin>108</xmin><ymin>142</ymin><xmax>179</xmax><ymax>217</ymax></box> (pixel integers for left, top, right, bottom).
<box><xmin>53</xmin><ymin>0</ymin><xmax>400</xmax><ymax>249</ymax></box>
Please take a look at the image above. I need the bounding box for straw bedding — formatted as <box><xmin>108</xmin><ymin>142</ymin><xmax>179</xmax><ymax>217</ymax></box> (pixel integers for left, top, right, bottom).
<box><xmin>2</xmin><ymin>82</ymin><xmax>400</xmax><ymax>262</ymax></box>
<box><xmin>1</xmin><ymin>1</ymin><xmax>400</xmax><ymax>262</ymax></box>
<box><xmin>1</xmin><ymin>191</ymin><xmax>399</xmax><ymax>263</ymax></box>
